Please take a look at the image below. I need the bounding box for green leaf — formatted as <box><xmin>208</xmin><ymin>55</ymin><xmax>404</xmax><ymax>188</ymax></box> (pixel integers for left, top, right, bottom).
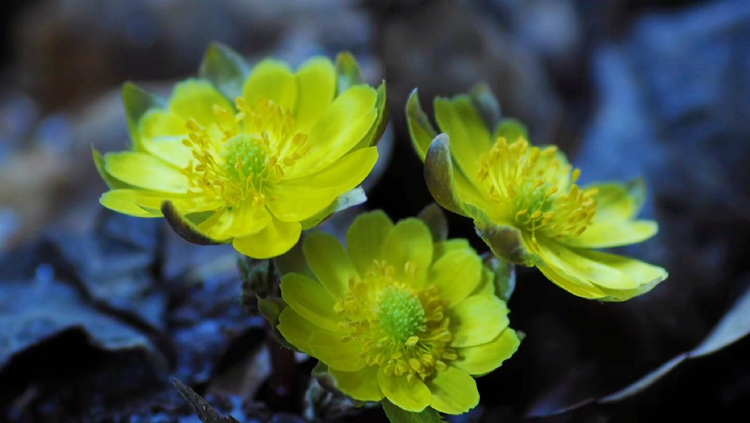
<box><xmin>382</xmin><ymin>400</ymin><xmax>445</xmax><ymax>423</ymax></box>
<box><xmin>469</xmin><ymin>82</ymin><xmax>501</xmax><ymax>131</ymax></box>
<box><xmin>417</xmin><ymin>202</ymin><xmax>448</xmax><ymax>242</ymax></box>
<box><xmin>161</xmin><ymin>201</ymin><xmax>222</xmax><ymax>246</ymax></box>
<box><xmin>423</xmin><ymin>134</ymin><xmax>467</xmax><ymax>215</ymax></box>
<box><xmin>405</xmin><ymin>88</ymin><xmax>439</xmax><ymax>160</ymax></box>
<box><xmin>122</xmin><ymin>83</ymin><xmax>165</xmax><ymax>151</ymax></box>
<box><xmin>494</xmin><ymin>118</ymin><xmax>529</xmax><ymax>143</ymax></box>
<box><xmin>335</xmin><ymin>52</ymin><xmax>364</xmax><ymax>95</ymax></box>
<box><xmin>198</xmin><ymin>42</ymin><xmax>249</xmax><ymax>101</ymax></box>
<box><xmin>482</xmin><ymin>253</ymin><xmax>516</xmax><ymax>302</ymax></box>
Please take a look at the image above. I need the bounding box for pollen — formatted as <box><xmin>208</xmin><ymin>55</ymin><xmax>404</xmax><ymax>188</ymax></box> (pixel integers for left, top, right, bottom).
<box><xmin>478</xmin><ymin>137</ymin><xmax>598</xmax><ymax>243</ymax></box>
<box><xmin>335</xmin><ymin>261</ymin><xmax>456</xmax><ymax>381</ymax></box>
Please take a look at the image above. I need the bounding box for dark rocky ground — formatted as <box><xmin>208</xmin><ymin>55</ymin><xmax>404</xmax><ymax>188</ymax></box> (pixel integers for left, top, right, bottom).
<box><xmin>1</xmin><ymin>0</ymin><xmax>750</xmax><ymax>421</ymax></box>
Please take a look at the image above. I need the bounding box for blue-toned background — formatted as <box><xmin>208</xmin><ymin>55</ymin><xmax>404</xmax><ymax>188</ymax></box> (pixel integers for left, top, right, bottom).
<box><xmin>1</xmin><ymin>0</ymin><xmax>749</xmax><ymax>421</ymax></box>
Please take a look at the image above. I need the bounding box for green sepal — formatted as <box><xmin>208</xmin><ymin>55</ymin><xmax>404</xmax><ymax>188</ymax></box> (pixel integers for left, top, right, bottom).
<box><xmin>357</xmin><ymin>80</ymin><xmax>389</xmax><ymax>149</ymax></box>
<box><xmin>423</xmin><ymin>134</ymin><xmax>467</xmax><ymax>215</ymax></box>
<box><xmin>92</xmin><ymin>147</ymin><xmax>132</xmax><ymax>190</ymax></box>
<box><xmin>417</xmin><ymin>202</ymin><xmax>449</xmax><ymax>242</ymax></box>
<box><xmin>335</xmin><ymin>52</ymin><xmax>364</xmax><ymax>95</ymax></box>
<box><xmin>474</xmin><ymin>220</ymin><xmax>542</xmax><ymax>267</ymax></box>
<box><xmin>257</xmin><ymin>296</ymin><xmax>286</xmax><ymax>324</ymax></box>
<box><xmin>494</xmin><ymin>118</ymin><xmax>529</xmax><ymax>143</ymax></box>
<box><xmin>122</xmin><ymin>83</ymin><xmax>165</xmax><ymax>151</ymax></box>
<box><xmin>198</xmin><ymin>42</ymin><xmax>249</xmax><ymax>101</ymax></box>
<box><xmin>300</xmin><ymin>187</ymin><xmax>367</xmax><ymax>230</ymax></box>
<box><xmin>469</xmin><ymin>82</ymin><xmax>501</xmax><ymax>131</ymax></box>
<box><xmin>381</xmin><ymin>400</ymin><xmax>445</xmax><ymax>423</ymax></box>
<box><xmin>161</xmin><ymin>200</ymin><xmax>223</xmax><ymax>245</ymax></box>
<box><xmin>481</xmin><ymin>252</ymin><xmax>516</xmax><ymax>302</ymax></box>
<box><xmin>405</xmin><ymin>88</ymin><xmax>439</xmax><ymax>160</ymax></box>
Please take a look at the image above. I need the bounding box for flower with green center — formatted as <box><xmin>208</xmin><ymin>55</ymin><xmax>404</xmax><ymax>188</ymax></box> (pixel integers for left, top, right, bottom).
<box><xmin>406</xmin><ymin>86</ymin><xmax>668</xmax><ymax>301</ymax></box>
<box><xmin>276</xmin><ymin>211</ymin><xmax>521</xmax><ymax>414</ymax></box>
<box><xmin>93</xmin><ymin>44</ymin><xmax>387</xmax><ymax>258</ymax></box>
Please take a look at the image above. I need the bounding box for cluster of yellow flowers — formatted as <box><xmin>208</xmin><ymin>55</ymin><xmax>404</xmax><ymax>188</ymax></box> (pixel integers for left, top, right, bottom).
<box><xmin>95</xmin><ymin>44</ymin><xmax>667</xmax><ymax>419</ymax></box>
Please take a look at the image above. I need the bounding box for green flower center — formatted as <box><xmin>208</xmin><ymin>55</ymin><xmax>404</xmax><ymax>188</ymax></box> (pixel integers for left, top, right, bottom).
<box><xmin>377</xmin><ymin>285</ymin><xmax>426</xmax><ymax>344</ymax></box>
<box><xmin>222</xmin><ymin>134</ymin><xmax>269</xmax><ymax>181</ymax></box>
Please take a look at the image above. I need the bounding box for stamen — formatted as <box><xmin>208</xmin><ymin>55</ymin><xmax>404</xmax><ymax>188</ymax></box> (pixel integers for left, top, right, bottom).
<box><xmin>475</xmin><ymin>137</ymin><xmax>598</xmax><ymax>241</ymax></box>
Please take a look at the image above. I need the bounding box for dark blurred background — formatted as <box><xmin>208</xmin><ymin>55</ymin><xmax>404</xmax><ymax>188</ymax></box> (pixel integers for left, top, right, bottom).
<box><xmin>1</xmin><ymin>0</ymin><xmax>750</xmax><ymax>421</ymax></box>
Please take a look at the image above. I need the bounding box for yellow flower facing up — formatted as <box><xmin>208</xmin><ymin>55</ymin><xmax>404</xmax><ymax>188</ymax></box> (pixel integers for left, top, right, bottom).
<box><xmin>406</xmin><ymin>87</ymin><xmax>668</xmax><ymax>301</ymax></box>
<box><xmin>276</xmin><ymin>211</ymin><xmax>520</xmax><ymax>414</ymax></box>
<box><xmin>94</xmin><ymin>44</ymin><xmax>387</xmax><ymax>258</ymax></box>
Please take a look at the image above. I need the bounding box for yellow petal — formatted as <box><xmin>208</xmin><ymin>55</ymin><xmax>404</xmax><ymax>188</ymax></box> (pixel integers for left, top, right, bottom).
<box><xmin>196</xmin><ymin>203</ymin><xmax>271</xmax><ymax>239</ymax></box>
<box><xmin>381</xmin><ymin>218</ymin><xmax>433</xmax><ymax>285</ymax></box>
<box><xmin>303</xmin><ymin>231</ymin><xmax>357</xmax><ymax>299</ymax></box>
<box><xmin>309</xmin><ymin>331</ymin><xmax>366</xmax><ymax>372</ymax></box>
<box><xmin>100</xmin><ymin>189</ymin><xmax>222</xmax><ymax>218</ymax></box>
<box><xmin>100</xmin><ymin>190</ymin><xmax>164</xmax><ymax>217</ymax></box>
<box><xmin>454</xmin><ymin>328</ymin><xmax>521</xmax><ymax>376</ymax></box>
<box><xmin>268</xmin><ymin>147</ymin><xmax>378</xmax><ymax>222</ymax></box>
<box><xmin>141</xmin><ymin>136</ymin><xmax>194</xmax><ymax>169</ymax></box>
<box><xmin>377</xmin><ymin>368</ymin><xmax>431</xmax><ymax>412</ymax></box>
<box><xmin>169</xmin><ymin>79</ymin><xmax>233</xmax><ymax>127</ymax></box>
<box><xmin>104</xmin><ymin>152</ymin><xmax>188</xmax><ymax>193</ymax></box>
<box><xmin>347</xmin><ymin>210</ymin><xmax>394</xmax><ymax>276</ymax></box>
<box><xmin>243</xmin><ymin>59</ymin><xmax>297</xmax><ymax>112</ymax></box>
<box><xmin>139</xmin><ymin>109</ymin><xmax>186</xmax><ymax>140</ymax></box>
<box><xmin>432</xmin><ymin>239</ymin><xmax>471</xmax><ymax>263</ymax></box>
<box><xmin>537</xmin><ymin>264</ymin><xmax>607</xmax><ymax>300</ymax></box>
<box><xmin>287</xmin><ymin>85</ymin><xmax>377</xmax><ymax>179</ymax></box>
<box><xmin>137</xmin><ymin>109</ymin><xmax>193</xmax><ymax>169</ymax></box>
<box><xmin>470</xmin><ymin>266</ymin><xmax>496</xmax><ymax>296</ymax></box>
<box><xmin>294</xmin><ymin>57</ymin><xmax>336</xmax><ymax>132</ymax></box>
<box><xmin>329</xmin><ymin>366</ymin><xmax>384</xmax><ymax>402</ymax></box>
<box><xmin>232</xmin><ymin>216</ymin><xmax>302</xmax><ymax>259</ymax></box>
<box><xmin>571</xmin><ymin>249</ymin><xmax>668</xmax><ymax>301</ymax></box>
<box><xmin>434</xmin><ymin>97</ymin><xmax>491</xmax><ymax>177</ymax></box>
<box><xmin>430</xmin><ymin>249</ymin><xmax>482</xmax><ymax>307</ymax></box>
<box><xmin>428</xmin><ymin>367</ymin><xmax>479</xmax><ymax>415</ymax></box>
<box><xmin>450</xmin><ymin>295</ymin><xmax>508</xmax><ymax>347</ymax></box>
<box><xmin>277</xmin><ymin>307</ymin><xmax>328</xmax><ymax>354</ymax></box>
<box><xmin>535</xmin><ymin>239</ymin><xmax>640</xmax><ymax>291</ymax></box>
<box><xmin>587</xmin><ymin>180</ymin><xmax>645</xmax><ymax>224</ymax></box>
<box><xmin>279</xmin><ymin>273</ymin><xmax>341</xmax><ymax>333</ymax></box>
<box><xmin>561</xmin><ymin>220</ymin><xmax>658</xmax><ymax>249</ymax></box>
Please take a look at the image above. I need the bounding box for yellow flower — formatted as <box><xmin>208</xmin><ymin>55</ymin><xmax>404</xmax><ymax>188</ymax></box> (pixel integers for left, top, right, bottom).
<box><xmin>406</xmin><ymin>88</ymin><xmax>668</xmax><ymax>301</ymax></box>
<box><xmin>276</xmin><ymin>211</ymin><xmax>521</xmax><ymax>414</ymax></box>
<box><xmin>94</xmin><ymin>44</ymin><xmax>387</xmax><ymax>259</ymax></box>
